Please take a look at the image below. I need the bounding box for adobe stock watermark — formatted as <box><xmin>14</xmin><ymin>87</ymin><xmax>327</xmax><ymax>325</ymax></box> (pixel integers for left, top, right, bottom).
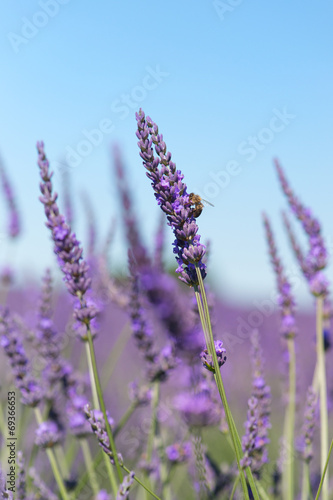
<box><xmin>192</xmin><ymin>106</ymin><xmax>296</xmax><ymax>201</ymax></box>
<box><xmin>7</xmin><ymin>0</ymin><xmax>71</xmax><ymax>54</ymax></box>
<box><xmin>51</xmin><ymin>65</ymin><xmax>169</xmax><ymax>173</ymax></box>
<box><xmin>213</xmin><ymin>0</ymin><xmax>244</xmax><ymax>21</ymax></box>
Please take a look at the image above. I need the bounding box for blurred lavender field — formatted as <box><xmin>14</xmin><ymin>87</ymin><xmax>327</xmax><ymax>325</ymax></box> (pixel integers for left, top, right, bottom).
<box><xmin>0</xmin><ymin>107</ymin><xmax>332</xmax><ymax>500</ymax></box>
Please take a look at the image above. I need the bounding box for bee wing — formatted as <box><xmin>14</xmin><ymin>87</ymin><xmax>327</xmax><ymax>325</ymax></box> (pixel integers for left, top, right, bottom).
<box><xmin>201</xmin><ymin>198</ymin><xmax>214</xmax><ymax>207</ymax></box>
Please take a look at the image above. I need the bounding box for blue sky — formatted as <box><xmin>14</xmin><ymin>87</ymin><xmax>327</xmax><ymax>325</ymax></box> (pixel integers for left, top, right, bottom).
<box><xmin>0</xmin><ymin>1</ymin><xmax>332</xmax><ymax>307</ymax></box>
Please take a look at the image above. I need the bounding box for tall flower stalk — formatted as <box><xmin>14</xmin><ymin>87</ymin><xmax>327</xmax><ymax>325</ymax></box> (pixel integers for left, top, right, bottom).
<box><xmin>275</xmin><ymin>160</ymin><xmax>330</xmax><ymax>500</ymax></box>
<box><xmin>135</xmin><ymin>109</ymin><xmax>259</xmax><ymax>500</ymax></box>
<box><xmin>36</xmin><ymin>141</ymin><xmax>121</xmax><ymax>494</ymax></box>
<box><xmin>262</xmin><ymin>213</ymin><xmax>296</xmax><ymax>500</ymax></box>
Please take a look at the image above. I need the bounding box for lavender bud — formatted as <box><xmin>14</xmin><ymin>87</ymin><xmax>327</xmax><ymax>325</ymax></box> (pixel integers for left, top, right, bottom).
<box><xmin>200</xmin><ymin>340</ymin><xmax>227</xmax><ymax>373</ymax></box>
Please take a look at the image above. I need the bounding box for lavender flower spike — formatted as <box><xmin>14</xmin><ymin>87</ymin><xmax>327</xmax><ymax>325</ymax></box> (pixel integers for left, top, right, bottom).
<box><xmin>37</xmin><ymin>142</ymin><xmax>98</xmax><ymax>338</ymax></box>
<box><xmin>136</xmin><ymin>109</ymin><xmax>206</xmax><ymax>286</ymax></box>
<box><xmin>263</xmin><ymin>213</ymin><xmax>297</xmax><ymax>339</ymax></box>
<box><xmin>0</xmin><ymin>308</ymin><xmax>43</xmax><ymax>407</ymax></box>
<box><xmin>116</xmin><ymin>471</ymin><xmax>135</xmax><ymax>499</ymax></box>
<box><xmin>275</xmin><ymin>159</ymin><xmax>329</xmax><ymax>298</ymax></box>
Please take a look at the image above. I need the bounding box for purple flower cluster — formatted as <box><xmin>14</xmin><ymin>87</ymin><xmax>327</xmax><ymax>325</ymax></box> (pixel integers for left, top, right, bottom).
<box><xmin>128</xmin><ymin>252</ymin><xmax>177</xmax><ymax>382</ymax></box>
<box><xmin>0</xmin><ymin>308</ymin><xmax>43</xmax><ymax>407</ymax></box>
<box><xmin>84</xmin><ymin>404</ymin><xmax>121</xmax><ymax>466</ymax></box>
<box><xmin>135</xmin><ymin>109</ymin><xmax>206</xmax><ymax>286</ymax></box>
<box><xmin>275</xmin><ymin>159</ymin><xmax>329</xmax><ymax>297</ymax></box>
<box><xmin>263</xmin><ymin>213</ymin><xmax>297</xmax><ymax>339</ymax></box>
<box><xmin>166</xmin><ymin>441</ymin><xmax>192</xmax><ymax>464</ymax></box>
<box><xmin>241</xmin><ymin>331</ymin><xmax>271</xmax><ymax>475</ymax></box>
<box><xmin>35</xmin><ymin>420</ymin><xmax>62</xmax><ymax>448</ymax></box>
<box><xmin>116</xmin><ymin>471</ymin><xmax>135</xmax><ymax>499</ymax></box>
<box><xmin>300</xmin><ymin>386</ymin><xmax>317</xmax><ymax>463</ymax></box>
<box><xmin>37</xmin><ymin>141</ymin><xmax>98</xmax><ymax>338</ymax></box>
<box><xmin>200</xmin><ymin>340</ymin><xmax>227</xmax><ymax>373</ymax></box>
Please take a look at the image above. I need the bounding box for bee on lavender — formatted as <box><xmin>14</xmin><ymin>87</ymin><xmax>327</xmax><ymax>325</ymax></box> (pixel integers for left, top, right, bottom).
<box><xmin>188</xmin><ymin>193</ymin><xmax>214</xmax><ymax>218</ymax></box>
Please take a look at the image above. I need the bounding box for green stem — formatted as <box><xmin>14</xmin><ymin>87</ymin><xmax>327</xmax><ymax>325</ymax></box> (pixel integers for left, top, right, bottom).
<box><xmin>301</xmin><ymin>461</ymin><xmax>311</xmax><ymax>500</ymax></box>
<box><xmin>283</xmin><ymin>338</ymin><xmax>296</xmax><ymax>500</ymax></box>
<box><xmin>229</xmin><ymin>474</ymin><xmax>240</xmax><ymax>500</ymax></box>
<box><xmin>316</xmin><ymin>297</ymin><xmax>329</xmax><ymax>500</ymax></box>
<box><xmin>34</xmin><ymin>408</ymin><xmax>70</xmax><ymax>500</ymax></box>
<box><xmin>80</xmin><ymin>438</ymin><xmax>99</xmax><ymax>496</ymax></box>
<box><xmin>195</xmin><ymin>266</ymin><xmax>259</xmax><ymax>500</ymax></box>
<box><xmin>315</xmin><ymin>439</ymin><xmax>333</xmax><ymax>500</ymax></box>
<box><xmin>145</xmin><ymin>382</ymin><xmax>160</xmax><ymax>499</ymax></box>
<box><xmin>114</xmin><ymin>402</ymin><xmax>138</xmax><ymax>437</ymax></box>
<box><xmin>85</xmin><ymin>329</ymin><xmax>121</xmax><ymax>495</ymax></box>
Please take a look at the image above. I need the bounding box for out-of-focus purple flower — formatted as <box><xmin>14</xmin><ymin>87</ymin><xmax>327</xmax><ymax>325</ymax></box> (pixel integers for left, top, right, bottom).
<box><xmin>135</xmin><ymin>109</ymin><xmax>206</xmax><ymax>287</ymax></box>
<box><xmin>300</xmin><ymin>387</ymin><xmax>317</xmax><ymax>463</ymax></box>
<box><xmin>0</xmin><ymin>266</ymin><xmax>14</xmax><ymax>287</ymax></box>
<box><xmin>116</xmin><ymin>471</ymin><xmax>135</xmax><ymax>499</ymax></box>
<box><xmin>66</xmin><ymin>387</ymin><xmax>91</xmax><ymax>437</ymax></box>
<box><xmin>241</xmin><ymin>331</ymin><xmax>271</xmax><ymax>475</ymax></box>
<box><xmin>200</xmin><ymin>340</ymin><xmax>227</xmax><ymax>373</ymax></box>
<box><xmin>16</xmin><ymin>451</ymin><xmax>26</xmax><ymax>500</ymax></box>
<box><xmin>128</xmin><ymin>381</ymin><xmax>152</xmax><ymax>406</ymax></box>
<box><xmin>0</xmin><ymin>161</ymin><xmax>20</xmax><ymax>238</ymax></box>
<box><xmin>0</xmin><ymin>470</ymin><xmax>14</xmax><ymax>499</ymax></box>
<box><xmin>139</xmin><ymin>268</ymin><xmax>202</xmax><ymax>354</ymax></box>
<box><xmin>263</xmin><ymin>213</ymin><xmax>297</xmax><ymax>339</ymax></box>
<box><xmin>146</xmin><ymin>343</ymin><xmax>178</xmax><ymax>383</ymax></box>
<box><xmin>36</xmin><ymin>269</ymin><xmax>68</xmax><ymax>397</ymax></box>
<box><xmin>37</xmin><ymin>142</ymin><xmax>98</xmax><ymax>339</ymax></box>
<box><xmin>113</xmin><ymin>144</ymin><xmax>150</xmax><ymax>268</ymax></box>
<box><xmin>95</xmin><ymin>490</ymin><xmax>111</xmax><ymax>500</ymax></box>
<box><xmin>0</xmin><ymin>308</ymin><xmax>43</xmax><ymax>407</ymax></box>
<box><xmin>174</xmin><ymin>390</ymin><xmax>221</xmax><ymax>427</ymax></box>
<box><xmin>35</xmin><ymin>420</ymin><xmax>62</xmax><ymax>448</ymax></box>
<box><xmin>166</xmin><ymin>441</ymin><xmax>192</xmax><ymax>464</ymax></box>
<box><xmin>128</xmin><ymin>252</ymin><xmax>155</xmax><ymax>358</ymax></box>
<box><xmin>276</xmin><ymin>160</ymin><xmax>329</xmax><ymax>298</ymax></box>
<box><xmin>84</xmin><ymin>404</ymin><xmax>121</xmax><ymax>466</ymax></box>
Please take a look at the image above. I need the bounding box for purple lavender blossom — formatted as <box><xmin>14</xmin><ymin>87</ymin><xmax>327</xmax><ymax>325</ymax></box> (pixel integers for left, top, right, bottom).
<box><xmin>116</xmin><ymin>471</ymin><xmax>135</xmax><ymax>499</ymax></box>
<box><xmin>174</xmin><ymin>390</ymin><xmax>221</xmax><ymax>427</ymax></box>
<box><xmin>95</xmin><ymin>491</ymin><xmax>111</xmax><ymax>500</ymax></box>
<box><xmin>139</xmin><ymin>267</ymin><xmax>202</xmax><ymax>354</ymax></box>
<box><xmin>263</xmin><ymin>213</ymin><xmax>297</xmax><ymax>339</ymax></box>
<box><xmin>300</xmin><ymin>386</ymin><xmax>317</xmax><ymax>463</ymax></box>
<box><xmin>0</xmin><ymin>160</ymin><xmax>20</xmax><ymax>238</ymax></box>
<box><xmin>166</xmin><ymin>441</ymin><xmax>192</xmax><ymax>464</ymax></box>
<box><xmin>84</xmin><ymin>404</ymin><xmax>121</xmax><ymax>465</ymax></box>
<box><xmin>200</xmin><ymin>340</ymin><xmax>227</xmax><ymax>373</ymax></box>
<box><xmin>275</xmin><ymin>159</ymin><xmax>329</xmax><ymax>298</ymax></box>
<box><xmin>135</xmin><ymin>109</ymin><xmax>206</xmax><ymax>286</ymax></box>
<box><xmin>16</xmin><ymin>451</ymin><xmax>26</xmax><ymax>500</ymax></box>
<box><xmin>37</xmin><ymin>142</ymin><xmax>98</xmax><ymax>339</ymax></box>
<box><xmin>128</xmin><ymin>381</ymin><xmax>152</xmax><ymax>406</ymax></box>
<box><xmin>241</xmin><ymin>331</ymin><xmax>271</xmax><ymax>475</ymax></box>
<box><xmin>35</xmin><ymin>420</ymin><xmax>62</xmax><ymax>448</ymax></box>
<box><xmin>0</xmin><ymin>308</ymin><xmax>43</xmax><ymax>407</ymax></box>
